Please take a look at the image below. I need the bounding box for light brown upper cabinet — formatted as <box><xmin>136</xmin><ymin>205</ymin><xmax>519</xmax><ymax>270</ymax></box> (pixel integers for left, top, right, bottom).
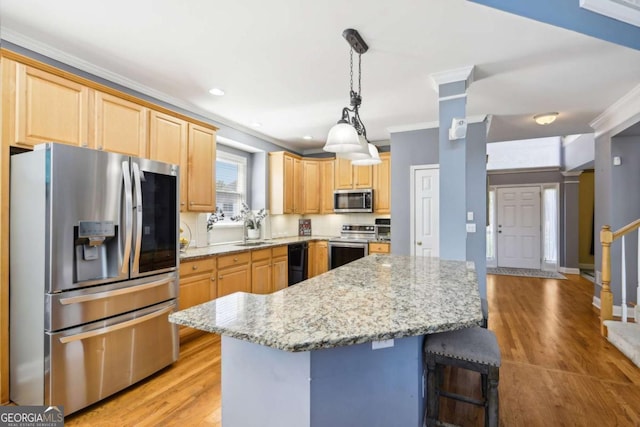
<box><xmin>270</xmin><ymin>151</ymin><xmax>302</xmax><ymax>215</ymax></box>
<box><xmin>320</xmin><ymin>159</ymin><xmax>335</xmax><ymax>214</ymax></box>
<box><xmin>187</xmin><ymin>123</ymin><xmax>216</xmax><ymax>212</ymax></box>
<box><xmin>148</xmin><ymin>111</ymin><xmax>188</xmax><ymax>210</ymax></box>
<box><xmin>7</xmin><ymin>61</ymin><xmax>90</xmax><ymax>149</ymax></box>
<box><xmin>302</xmin><ymin>160</ymin><xmax>320</xmax><ymax>214</ymax></box>
<box><xmin>93</xmin><ymin>91</ymin><xmax>147</xmax><ymax>156</ymax></box>
<box><xmin>373</xmin><ymin>152</ymin><xmax>391</xmax><ymax>214</ymax></box>
<box><xmin>334</xmin><ymin>156</ymin><xmax>372</xmax><ymax>190</ymax></box>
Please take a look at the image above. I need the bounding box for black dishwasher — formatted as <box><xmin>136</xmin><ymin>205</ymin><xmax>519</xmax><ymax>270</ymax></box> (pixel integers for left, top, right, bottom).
<box><xmin>288</xmin><ymin>242</ymin><xmax>308</xmax><ymax>286</ymax></box>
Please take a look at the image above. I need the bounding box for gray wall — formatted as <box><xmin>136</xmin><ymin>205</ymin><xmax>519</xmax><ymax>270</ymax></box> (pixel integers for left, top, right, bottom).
<box><xmin>390</xmin><ymin>128</ymin><xmax>439</xmax><ymax>256</ymax></box>
<box><xmin>251</xmin><ymin>152</ymin><xmax>268</xmax><ymax>210</ymax></box>
<box><xmin>563</xmin><ymin>175</ymin><xmax>580</xmax><ymax>270</ymax></box>
<box><xmin>465</xmin><ymin>122</ymin><xmax>488</xmax><ymax>292</ymax></box>
<box><xmin>564</xmin><ymin>134</ymin><xmax>595</xmax><ymax>171</ymax></box>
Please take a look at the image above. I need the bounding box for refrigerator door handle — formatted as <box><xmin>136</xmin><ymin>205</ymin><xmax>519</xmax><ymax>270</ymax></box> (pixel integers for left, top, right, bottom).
<box><xmin>58</xmin><ymin>277</ymin><xmax>174</xmax><ymax>305</ymax></box>
<box><xmin>57</xmin><ymin>304</ymin><xmax>175</xmax><ymax>344</ymax></box>
<box><xmin>122</xmin><ymin>160</ymin><xmax>133</xmax><ymax>275</ymax></box>
<box><xmin>132</xmin><ymin>162</ymin><xmax>143</xmax><ymax>275</ymax></box>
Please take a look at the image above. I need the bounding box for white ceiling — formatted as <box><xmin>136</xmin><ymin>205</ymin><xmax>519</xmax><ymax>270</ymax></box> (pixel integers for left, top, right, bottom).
<box><xmin>2</xmin><ymin>0</ymin><xmax>640</xmax><ymax>152</ymax></box>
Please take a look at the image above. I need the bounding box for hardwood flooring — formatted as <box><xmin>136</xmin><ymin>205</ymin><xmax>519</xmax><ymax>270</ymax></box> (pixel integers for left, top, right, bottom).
<box><xmin>65</xmin><ymin>273</ymin><xmax>640</xmax><ymax>426</ymax></box>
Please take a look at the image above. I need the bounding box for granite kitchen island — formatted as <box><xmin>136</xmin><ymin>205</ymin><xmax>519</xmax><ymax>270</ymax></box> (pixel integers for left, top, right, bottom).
<box><xmin>170</xmin><ymin>254</ymin><xmax>483</xmax><ymax>427</ymax></box>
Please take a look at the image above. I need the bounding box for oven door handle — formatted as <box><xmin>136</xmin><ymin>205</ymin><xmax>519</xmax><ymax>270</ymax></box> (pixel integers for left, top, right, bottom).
<box><xmin>329</xmin><ymin>242</ymin><xmax>369</xmax><ymax>249</ymax></box>
<box><xmin>58</xmin><ymin>304</ymin><xmax>175</xmax><ymax>344</ymax></box>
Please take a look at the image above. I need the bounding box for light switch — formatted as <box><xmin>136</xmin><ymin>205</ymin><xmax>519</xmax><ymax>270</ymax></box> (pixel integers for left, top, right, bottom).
<box><xmin>467</xmin><ymin>211</ymin><xmax>474</xmax><ymax>221</ymax></box>
<box><xmin>613</xmin><ymin>156</ymin><xmax>622</xmax><ymax>166</ymax></box>
<box><xmin>466</xmin><ymin>223</ymin><xmax>476</xmax><ymax>233</ymax></box>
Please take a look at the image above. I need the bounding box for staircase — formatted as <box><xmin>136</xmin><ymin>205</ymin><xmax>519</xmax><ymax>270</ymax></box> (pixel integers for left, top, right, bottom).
<box><xmin>604</xmin><ymin>305</ymin><xmax>640</xmax><ymax>368</ymax></box>
<box><xmin>600</xmin><ymin>221</ymin><xmax>640</xmax><ymax>368</ymax></box>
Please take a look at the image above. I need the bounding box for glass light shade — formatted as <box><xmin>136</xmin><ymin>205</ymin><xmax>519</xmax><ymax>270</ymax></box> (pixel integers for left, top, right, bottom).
<box><xmin>533</xmin><ymin>112</ymin><xmax>558</xmax><ymax>125</ymax></box>
<box><xmin>324</xmin><ymin>122</ymin><xmax>361</xmax><ymax>153</ymax></box>
<box><xmin>336</xmin><ymin>135</ymin><xmax>371</xmax><ymax>160</ymax></box>
<box><xmin>352</xmin><ymin>143</ymin><xmax>382</xmax><ymax>166</ymax></box>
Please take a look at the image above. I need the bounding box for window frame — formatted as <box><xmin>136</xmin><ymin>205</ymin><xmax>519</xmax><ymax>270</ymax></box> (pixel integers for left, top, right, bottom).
<box><xmin>212</xmin><ymin>150</ymin><xmax>248</xmax><ymax>228</ymax></box>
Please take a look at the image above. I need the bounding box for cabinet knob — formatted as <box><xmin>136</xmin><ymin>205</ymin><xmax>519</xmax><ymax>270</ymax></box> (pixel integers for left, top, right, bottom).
<box><xmin>211</xmin><ymin>277</ymin><xmax>215</xmax><ymax>282</ymax></box>
<box><xmin>180</xmin><ymin>202</ymin><xmax>186</xmax><ymax>206</ymax></box>
<box><xmin>234</xmin><ymin>257</ymin><xmax>238</xmax><ymax>262</ymax></box>
<box><xmin>190</xmin><ymin>202</ymin><xmax>194</xmax><ymax>205</ymax></box>
<box><xmin>219</xmin><ymin>275</ymin><xmax>223</xmax><ymax>280</ymax></box>
<box><xmin>192</xmin><ymin>265</ymin><xmax>198</xmax><ymax>270</ymax></box>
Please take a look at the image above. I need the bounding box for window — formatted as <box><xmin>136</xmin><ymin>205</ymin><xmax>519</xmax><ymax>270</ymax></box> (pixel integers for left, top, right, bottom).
<box><xmin>487</xmin><ymin>137</ymin><xmax>561</xmax><ymax>171</ymax></box>
<box><xmin>542</xmin><ymin>186</ymin><xmax>559</xmax><ymax>267</ymax></box>
<box><xmin>486</xmin><ymin>188</ymin><xmax>496</xmax><ymax>266</ymax></box>
<box><xmin>214</xmin><ymin>150</ymin><xmax>247</xmax><ymax>224</ymax></box>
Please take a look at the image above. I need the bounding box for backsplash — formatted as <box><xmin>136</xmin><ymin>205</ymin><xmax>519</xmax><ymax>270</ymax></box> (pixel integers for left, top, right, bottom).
<box><xmin>180</xmin><ymin>211</ymin><xmax>390</xmax><ymax>247</ymax></box>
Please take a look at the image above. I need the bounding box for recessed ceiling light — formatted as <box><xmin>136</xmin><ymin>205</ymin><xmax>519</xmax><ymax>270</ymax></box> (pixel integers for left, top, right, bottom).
<box><xmin>533</xmin><ymin>112</ymin><xmax>558</xmax><ymax>125</ymax></box>
<box><xmin>209</xmin><ymin>88</ymin><xmax>225</xmax><ymax>96</ymax></box>
<box><xmin>251</xmin><ymin>122</ymin><xmax>262</xmax><ymax>128</ymax></box>
<box><xmin>303</xmin><ymin>135</ymin><xmax>313</xmax><ymax>140</ymax></box>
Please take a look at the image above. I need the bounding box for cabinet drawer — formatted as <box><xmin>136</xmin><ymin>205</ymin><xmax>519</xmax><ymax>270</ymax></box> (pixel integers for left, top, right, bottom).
<box><xmin>272</xmin><ymin>245</ymin><xmax>288</xmax><ymax>257</ymax></box>
<box><xmin>369</xmin><ymin>243</ymin><xmax>390</xmax><ymax>254</ymax></box>
<box><xmin>218</xmin><ymin>251</ymin><xmax>251</xmax><ymax>269</ymax></box>
<box><xmin>251</xmin><ymin>248</ymin><xmax>271</xmax><ymax>261</ymax></box>
<box><xmin>179</xmin><ymin>257</ymin><xmax>216</xmax><ymax>277</ymax></box>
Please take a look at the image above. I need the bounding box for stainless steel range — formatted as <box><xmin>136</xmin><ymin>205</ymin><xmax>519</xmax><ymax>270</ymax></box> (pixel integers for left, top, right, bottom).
<box><xmin>329</xmin><ymin>224</ymin><xmax>376</xmax><ymax>269</ymax></box>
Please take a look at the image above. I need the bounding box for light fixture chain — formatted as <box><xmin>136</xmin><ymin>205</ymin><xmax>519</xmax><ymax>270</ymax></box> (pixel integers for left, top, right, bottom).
<box><xmin>358</xmin><ymin>53</ymin><xmax>362</xmax><ymax>96</ymax></box>
<box><xmin>349</xmin><ymin>48</ymin><xmax>354</xmax><ymax>93</ymax></box>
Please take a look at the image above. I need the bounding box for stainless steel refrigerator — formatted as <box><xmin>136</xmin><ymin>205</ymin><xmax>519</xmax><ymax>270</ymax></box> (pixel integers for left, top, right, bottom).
<box><xmin>10</xmin><ymin>143</ymin><xmax>180</xmax><ymax>415</ymax></box>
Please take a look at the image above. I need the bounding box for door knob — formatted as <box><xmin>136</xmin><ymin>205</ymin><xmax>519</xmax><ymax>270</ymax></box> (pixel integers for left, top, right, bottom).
<box><xmin>416</xmin><ymin>241</ymin><xmax>422</xmax><ymax>246</ymax></box>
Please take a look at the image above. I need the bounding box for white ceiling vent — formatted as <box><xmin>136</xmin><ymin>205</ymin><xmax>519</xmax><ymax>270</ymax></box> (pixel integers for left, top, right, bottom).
<box><xmin>580</xmin><ymin>0</ymin><xmax>640</xmax><ymax>28</ymax></box>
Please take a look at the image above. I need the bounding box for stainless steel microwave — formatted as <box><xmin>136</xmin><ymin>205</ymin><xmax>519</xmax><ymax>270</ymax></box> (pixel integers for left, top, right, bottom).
<box><xmin>333</xmin><ymin>189</ymin><xmax>373</xmax><ymax>213</ymax></box>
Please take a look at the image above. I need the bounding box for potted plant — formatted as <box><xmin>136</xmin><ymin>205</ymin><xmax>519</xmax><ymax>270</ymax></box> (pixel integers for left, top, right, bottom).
<box><xmin>206</xmin><ymin>207</ymin><xmax>224</xmax><ymax>245</ymax></box>
<box><xmin>231</xmin><ymin>202</ymin><xmax>267</xmax><ymax>240</ymax></box>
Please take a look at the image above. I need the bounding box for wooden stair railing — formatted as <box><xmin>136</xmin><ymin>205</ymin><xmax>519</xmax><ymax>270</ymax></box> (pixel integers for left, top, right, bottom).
<box><xmin>600</xmin><ymin>219</ymin><xmax>640</xmax><ymax>336</ymax></box>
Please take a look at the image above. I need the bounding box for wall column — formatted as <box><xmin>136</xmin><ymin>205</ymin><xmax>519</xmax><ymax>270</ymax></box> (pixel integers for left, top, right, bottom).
<box><xmin>562</xmin><ymin>171</ymin><xmax>581</xmax><ymax>272</ymax></box>
<box><xmin>430</xmin><ymin>66</ymin><xmax>474</xmax><ymax>261</ymax></box>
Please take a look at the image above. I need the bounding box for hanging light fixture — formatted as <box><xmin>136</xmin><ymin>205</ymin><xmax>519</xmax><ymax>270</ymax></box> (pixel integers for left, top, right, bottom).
<box><xmin>324</xmin><ymin>29</ymin><xmax>379</xmax><ymax>164</ymax></box>
<box><xmin>352</xmin><ymin>142</ymin><xmax>381</xmax><ymax>166</ymax></box>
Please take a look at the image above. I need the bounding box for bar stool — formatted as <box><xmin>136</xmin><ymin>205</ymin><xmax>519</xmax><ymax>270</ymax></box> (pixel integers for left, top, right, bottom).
<box><xmin>481</xmin><ymin>298</ymin><xmax>489</xmax><ymax>328</ymax></box>
<box><xmin>424</xmin><ymin>327</ymin><xmax>501</xmax><ymax>427</ymax></box>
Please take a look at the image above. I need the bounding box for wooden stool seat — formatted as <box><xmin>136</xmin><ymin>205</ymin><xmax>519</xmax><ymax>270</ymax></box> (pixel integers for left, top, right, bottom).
<box><xmin>424</xmin><ymin>327</ymin><xmax>501</xmax><ymax>427</ymax></box>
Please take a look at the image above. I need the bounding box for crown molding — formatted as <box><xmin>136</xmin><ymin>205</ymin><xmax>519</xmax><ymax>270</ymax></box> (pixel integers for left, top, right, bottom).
<box><xmin>561</xmin><ymin>170</ymin><xmax>583</xmax><ymax>177</ymax></box>
<box><xmin>387</xmin><ymin>114</ymin><xmax>487</xmax><ymax>134</ymax></box>
<box><xmin>580</xmin><ymin>0</ymin><xmax>640</xmax><ymax>28</ymax></box>
<box><xmin>590</xmin><ymin>82</ymin><xmax>640</xmax><ymax>138</ymax></box>
<box><xmin>0</xmin><ymin>28</ymin><xmax>292</xmax><ymax>151</ymax></box>
<box><xmin>429</xmin><ymin>65</ymin><xmax>475</xmax><ymax>94</ymax></box>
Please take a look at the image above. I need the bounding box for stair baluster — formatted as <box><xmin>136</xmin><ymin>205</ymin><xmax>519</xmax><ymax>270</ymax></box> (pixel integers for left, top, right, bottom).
<box><xmin>622</xmin><ymin>235</ymin><xmax>627</xmax><ymax>323</ymax></box>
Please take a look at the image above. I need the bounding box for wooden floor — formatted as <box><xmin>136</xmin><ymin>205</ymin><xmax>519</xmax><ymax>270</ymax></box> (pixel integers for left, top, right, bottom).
<box><xmin>65</xmin><ymin>273</ymin><xmax>640</xmax><ymax>426</ymax></box>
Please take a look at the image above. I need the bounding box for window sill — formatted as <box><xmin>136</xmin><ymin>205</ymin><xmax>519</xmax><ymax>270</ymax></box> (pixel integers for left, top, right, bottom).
<box><xmin>210</xmin><ymin>222</ymin><xmax>243</xmax><ymax>229</ymax></box>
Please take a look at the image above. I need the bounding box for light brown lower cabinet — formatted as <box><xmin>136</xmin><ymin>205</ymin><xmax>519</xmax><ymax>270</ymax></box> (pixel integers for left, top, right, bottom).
<box><xmin>218</xmin><ymin>252</ymin><xmax>251</xmax><ymax>297</ymax></box>
<box><xmin>272</xmin><ymin>246</ymin><xmax>289</xmax><ymax>291</ymax></box>
<box><xmin>178</xmin><ymin>257</ymin><xmax>217</xmax><ymax>341</ymax></box>
<box><xmin>369</xmin><ymin>242</ymin><xmax>391</xmax><ymax>254</ymax></box>
<box><xmin>308</xmin><ymin>240</ymin><xmax>329</xmax><ymax>278</ymax></box>
<box><xmin>251</xmin><ymin>246</ymin><xmax>289</xmax><ymax>293</ymax></box>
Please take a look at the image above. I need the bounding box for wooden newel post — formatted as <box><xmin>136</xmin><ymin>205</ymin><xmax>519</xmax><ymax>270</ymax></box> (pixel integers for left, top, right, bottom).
<box><xmin>600</xmin><ymin>225</ymin><xmax>614</xmax><ymax>337</ymax></box>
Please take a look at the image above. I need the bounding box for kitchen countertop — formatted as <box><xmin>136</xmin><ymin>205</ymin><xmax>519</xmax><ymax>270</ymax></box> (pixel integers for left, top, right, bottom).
<box><xmin>179</xmin><ymin>235</ymin><xmax>391</xmax><ymax>260</ymax></box>
<box><xmin>169</xmin><ymin>254</ymin><xmax>482</xmax><ymax>352</ymax></box>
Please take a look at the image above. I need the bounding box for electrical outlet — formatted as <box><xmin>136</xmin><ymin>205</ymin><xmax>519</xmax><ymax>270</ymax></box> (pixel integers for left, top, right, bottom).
<box><xmin>467</xmin><ymin>211</ymin><xmax>474</xmax><ymax>221</ymax></box>
<box><xmin>466</xmin><ymin>223</ymin><xmax>476</xmax><ymax>233</ymax></box>
<box><xmin>371</xmin><ymin>339</ymin><xmax>394</xmax><ymax>350</ymax></box>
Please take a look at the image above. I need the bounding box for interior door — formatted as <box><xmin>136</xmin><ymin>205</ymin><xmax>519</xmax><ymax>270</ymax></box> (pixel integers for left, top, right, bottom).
<box><xmin>497</xmin><ymin>186</ymin><xmax>541</xmax><ymax>269</ymax></box>
<box><xmin>412</xmin><ymin>167</ymin><xmax>439</xmax><ymax>257</ymax></box>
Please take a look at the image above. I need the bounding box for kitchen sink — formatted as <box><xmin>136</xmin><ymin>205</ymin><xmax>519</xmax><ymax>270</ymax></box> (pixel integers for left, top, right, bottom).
<box><xmin>235</xmin><ymin>242</ymin><xmax>267</xmax><ymax>247</ymax></box>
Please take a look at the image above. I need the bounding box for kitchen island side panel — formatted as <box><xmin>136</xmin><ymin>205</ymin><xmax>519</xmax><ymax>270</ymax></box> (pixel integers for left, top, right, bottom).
<box><xmin>310</xmin><ymin>335</ymin><xmax>424</xmax><ymax>427</ymax></box>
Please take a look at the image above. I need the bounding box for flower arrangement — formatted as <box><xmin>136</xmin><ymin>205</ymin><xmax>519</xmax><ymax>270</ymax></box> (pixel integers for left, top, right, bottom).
<box><xmin>231</xmin><ymin>202</ymin><xmax>267</xmax><ymax>229</ymax></box>
<box><xmin>207</xmin><ymin>207</ymin><xmax>225</xmax><ymax>232</ymax></box>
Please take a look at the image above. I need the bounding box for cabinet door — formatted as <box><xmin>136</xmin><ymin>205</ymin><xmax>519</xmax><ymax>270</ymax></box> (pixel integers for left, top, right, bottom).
<box><xmin>179</xmin><ymin>272</ymin><xmax>216</xmax><ymax>310</ymax></box>
<box><xmin>251</xmin><ymin>258</ymin><xmax>272</xmax><ymax>294</ymax></box>
<box><xmin>303</xmin><ymin>160</ymin><xmax>320</xmax><ymax>214</ymax></box>
<box><xmin>369</xmin><ymin>242</ymin><xmax>390</xmax><ymax>254</ymax></box>
<box><xmin>293</xmin><ymin>158</ymin><xmax>303</xmax><ymax>214</ymax></box>
<box><xmin>353</xmin><ymin>164</ymin><xmax>373</xmax><ymax>189</ymax></box>
<box><xmin>187</xmin><ymin>123</ymin><xmax>216</xmax><ymax>212</ymax></box>
<box><xmin>307</xmin><ymin>242</ymin><xmax>317</xmax><ymax>278</ymax></box>
<box><xmin>283</xmin><ymin>154</ymin><xmax>295</xmax><ymax>214</ymax></box>
<box><xmin>13</xmin><ymin>62</ymin><xmax>89</xmax><ymax>148</ymax></box>
<box><xmin>320</xmin><ymin>160</ymin><xmax>335</xmax><ymax>214</ymax></box>
<box><xmin>316</xmin><ymin>242</ymin><xmax>329</xmax><ymax>275</ymax></box>
<box><xmin>93</xmin><ymin>91</ymin><xmax>147</xmax><ymax>156</ymax></box>
<box><xmin>272</xmin><ymin>255</ymin><xmax>288</xmax><ymax>291</ymax></box>
<box><xmin>218</xmin><ymin>264</ymin><xmax>251</xmax><ymax>297</ymax></box>
<box><xmin>373</xmin><ymin>152</ymin><xmax>391</xmax><ymax>214</ymax></box>
<box><xmin>149</xmin><ymin>111</ymin><xmax>188</xmax><ymax>210</ymax></box>
<box><xmin>334</xmin><ymin>157</ymin><xmax>353</xmax><ymax>189</ymax></box>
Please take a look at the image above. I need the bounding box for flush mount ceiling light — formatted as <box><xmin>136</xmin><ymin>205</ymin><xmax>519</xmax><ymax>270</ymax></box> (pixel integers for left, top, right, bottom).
<box><xmin>533</xmin><ymin>112</ymin><xmax>558</xmax><ymax>125</ymax></box>
<box><xmin>324</xmin><ymin>29</ymin><xmax>379</xmax><ymax>164</ymax></box>
<box><xmin>208</xmin><ymin>87</ymin><xmax>225</xmax><ymax>96</ymax></box>
<box><xmin>303</xmin><ymin>135</ymin><xmax>313</xmax><ymax>140</ymax></box>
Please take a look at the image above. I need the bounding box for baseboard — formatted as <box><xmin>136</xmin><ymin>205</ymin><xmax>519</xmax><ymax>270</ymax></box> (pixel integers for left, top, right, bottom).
<box><xmin>579</xmin><ymin>263</ymin><xmax>595</xmax><ymax>270</ymax></box>
<box><xmin>560</xmin><ymin>267</ymin><xmax>581</xmax><ymax>275</ymax></box>
<box><xmin>592</xmin><ymin>296</ymin><xmax>638</xmax><ymax>320</ymax></box>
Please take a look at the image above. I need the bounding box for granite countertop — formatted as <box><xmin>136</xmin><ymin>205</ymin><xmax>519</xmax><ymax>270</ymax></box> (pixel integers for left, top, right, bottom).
<box><xmin>180</xmin><ymin>235</ymin><xmax>337</xmax><ymax>260</ymax></box>
<box><xmin>169</xmin><ymin>254</ymin><xmax>482</xmax><ymax>352</ymax></box>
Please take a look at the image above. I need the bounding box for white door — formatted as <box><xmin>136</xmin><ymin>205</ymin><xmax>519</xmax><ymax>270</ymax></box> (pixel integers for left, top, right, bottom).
<box><xmin>411</xmin><ymin>166</ymin><xmax>439</xmax><ymax>257</ymax></box>
<box><xmin>497</xmin><ymin>186</ymin><xmax>541</xmax><ymax>269</ymax></box>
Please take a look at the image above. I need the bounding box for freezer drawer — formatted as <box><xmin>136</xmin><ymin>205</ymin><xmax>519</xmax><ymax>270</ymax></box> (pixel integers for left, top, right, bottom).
<box><xmin>46</xmin><ymin>301</ymin><xmax>179</xmax><ymax>415</ymax></box>
<box><xmin>46</xmin><ymin>272</ymin><xmax>178</xmax><ymax>331</ymax></box>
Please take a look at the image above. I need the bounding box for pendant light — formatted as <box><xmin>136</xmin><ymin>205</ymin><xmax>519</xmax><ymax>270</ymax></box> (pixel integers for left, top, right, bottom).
<box><xmin>352</xmin><ymin>143</ymin><xmax>381</xmax><ymax>166</ymax></box>
<box><xmin>324</xmin><ymin>29</ymin><xmax>374</xmax><ymax>161</ymax></box>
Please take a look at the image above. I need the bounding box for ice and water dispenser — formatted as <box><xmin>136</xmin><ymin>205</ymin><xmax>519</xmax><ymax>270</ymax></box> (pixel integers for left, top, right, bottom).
<box><xmin>74</xmin><ymin>220</ymin><xmax>120</xmax><ymax>283</ymax></box>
